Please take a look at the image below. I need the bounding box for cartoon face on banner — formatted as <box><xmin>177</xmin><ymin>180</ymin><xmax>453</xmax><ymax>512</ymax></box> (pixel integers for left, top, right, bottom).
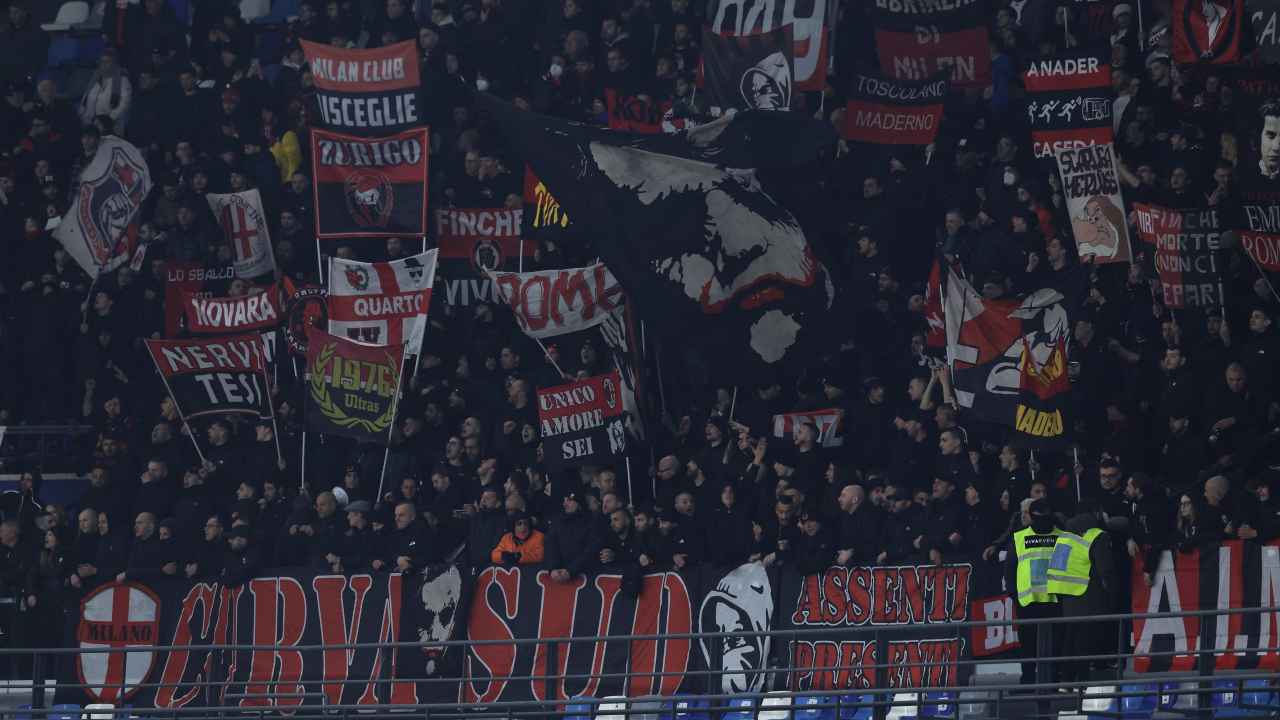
<box><xmin>741</xmin><ymin>52</ymin><xmax>792</xmax><ymax>111</ymax></box>
<box><xmin>1071</xmin><ymin>195</ymin><xmax>1126</xmax><ymax>259</ymax></box>
<box><xmin>418</xmin><ymin>565</ymin><xmax>463</xmax><ymax>675</ymax></box>
<box><xmin>985</xmin><ymin>289</ymin><xmax>1069</xmax><ymax>397</ymax></box>
<box><xmin>588</xmin><ymin>142</ymin><xmax>834</xmax><ymax>365</ymax></box>
<box><xmin>698</xmin><ymin>562</ymin><xmax>772</xmax><ymax>694</ymax></box>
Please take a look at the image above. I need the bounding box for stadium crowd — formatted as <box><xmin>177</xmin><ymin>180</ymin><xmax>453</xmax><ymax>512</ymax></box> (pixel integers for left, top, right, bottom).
<box><xmin>0</xmin><ymin>0</ymin><xmax>1278</xmax><ymax>673</ymax></box>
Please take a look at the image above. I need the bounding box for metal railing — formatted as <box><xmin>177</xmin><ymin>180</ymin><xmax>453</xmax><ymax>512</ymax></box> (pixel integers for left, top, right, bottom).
<box><xmin>2</xmin><ymin>604</ymin><xmax>1278</xmax><ymax>720</ymax></box>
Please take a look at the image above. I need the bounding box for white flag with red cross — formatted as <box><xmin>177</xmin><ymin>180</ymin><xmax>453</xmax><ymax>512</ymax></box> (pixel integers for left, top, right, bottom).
<box><xmin>75</xmin><ymin>582</ymin><xmax>162</xmax><ymax>703</ymax></box>
<box><xmin>207</xmin><ymin>189</ymin><xmax>276</xmax><ymax>280</ymax></box>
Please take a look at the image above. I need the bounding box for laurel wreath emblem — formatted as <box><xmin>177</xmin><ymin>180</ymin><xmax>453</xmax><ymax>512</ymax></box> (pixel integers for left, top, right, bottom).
<box><xmin>309</xmin><ymin>342</ymin><xmax>400</xmax><ymax>434</ymax></box>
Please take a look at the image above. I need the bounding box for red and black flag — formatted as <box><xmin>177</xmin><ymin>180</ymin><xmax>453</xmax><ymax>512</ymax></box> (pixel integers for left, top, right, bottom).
<box><xmin>304</xmin><ymin>327</ymin><xmax>405</xmax><ymax>442</ymax></box>
<box><xmin>706</xmin><ymin>0</ymin><xmax>832</xmax><ymax>91</ymax></box>
<box><xmin>311</xmin><ymin>127</ymin><xmax>429</xmax><ymax>239</ymax></box>
<box><xmin>478</xmin><ymin>93</ymin><xmax>837</xmax><ymax>381</ymax></box>
<box><xmin>943</xmin><ymin>267</ymin><xmax>1073</xmax><ymax>448</ymax></box>
<box><xmin>701</xmin><ymin>26</ymin><xmax>794</xmax><ymax>114</ymax></box>
<box><xmin>145</xmin><ymin>335</ymin><xmax>272</xmax><ymax>420</ymax></box>
<box><xmin>182</xmin><ymin>285</ymin><xmax>283</xmax><ymax>335</ymax></box>
<box><xmin>1172</xmin><ymin>0</ymin><xmax>1245</xmax><ymax>65</ymax></box>
<box><xmin>843</xmin><ymin>70</ymin><xmax>948</xmax><ymax>145</ymax></box>
<box><xmin>537</xmin><ymin>370</ymin><xmax>628</xmax><ymax>473</ymax></box>
<box><xmin>301</xmin><ymin>39</ymin><xmax>421</xmax><ymax>135</ymax></box>
<box><xmin>1133</xmin><ymin>204</ymin><xmax>1226</xmax><ymax>309</ymax></box>
<box><xmin>1022</xmin><ymin>48</ymin><xmax>1114</xmax><ymax>160</ymax></box>
<box><xmin>870</xmin><ymin>0</ymin><xmax>990</xmax><ymax>88</ymax></box>
<box><xmin>924</xmin><ymin>257</ymin><xmax>946</xmax><ymax>354</ymax></box>
<box><xmin>434</xmin><ymin>207</ymin><xmax>532</xmax><ymax>307</ymax></box>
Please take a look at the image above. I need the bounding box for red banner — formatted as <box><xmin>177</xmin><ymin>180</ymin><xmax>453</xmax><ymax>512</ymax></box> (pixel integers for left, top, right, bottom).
<box><xmin>182</xmin><ymin>285</ymin><xmax>283</xmax><ymax>335</ymax></box>
<box><xmin>843</xmin><ymin>71</ymin><xmax>947</xmax><ymax>145</ymax></box>
<box><xmin>537</xmin><ymin>370</ymin><xmax>627</xmax><ymax>472</ymax></box>
<box><xmin>164</xmin><ymin>262</ymin><xmax>236</xmax><ymax>337</ymax></box>
<box><xmin>301</xmin><ymin>39</ymin><xmax>421</xmax><ymax>134</ymax></box>
<box><xmin>1172</xmin><ymin>0</ymin><xmax>1245</xmax><ymax>65</ymax></box>
<box><xmin>312</xmin><ymin>127</ymin><xmax>430</xmax><ymax>238</ymax></box>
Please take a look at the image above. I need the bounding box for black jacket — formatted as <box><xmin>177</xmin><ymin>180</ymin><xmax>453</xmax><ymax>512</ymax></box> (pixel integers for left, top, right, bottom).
<box><xmin>837</xmin><ymin>503</ymin><xmax>884</xmax><ymax>563</ymax></box>
<box><xmin>707</xmin><ymin>503</ymin><xmax>755</xmax><ymax>566</ymax></box>
<box><xmin>467</xmin><ymin>509</ymin><xmax>508</xmax><ymax>569</ymax></box>
<box><xmin>546</xmin><ymin>510</ymin><xmax>602</xmax><ymax>576</ymax></box>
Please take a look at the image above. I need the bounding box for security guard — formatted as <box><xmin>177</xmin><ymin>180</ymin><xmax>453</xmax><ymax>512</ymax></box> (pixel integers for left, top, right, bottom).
<box><xmin>1049</xmin><ymin>502</ymin><xmax>1115</xmax><ymax>682</ymax></box>
<box><xmin>1007</xmin><ymin>499</ymin><xmax>1064</xmax><ymax>684</ymax></box>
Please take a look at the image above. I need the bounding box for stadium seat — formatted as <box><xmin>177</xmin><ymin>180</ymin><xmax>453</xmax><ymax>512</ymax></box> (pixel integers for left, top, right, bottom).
<box><xmin>759</xmin><ymin>693</ymin><xmax>800</xmax><ymax>720</ymax></box>
<box><xmin>50</xmin><ymin>705</ymin><xmax>83</xmax><ymax>720</ymax></box>
<box><xmin>14</xmin><ymin>705</ymin><xmax>32</xmax><ymax>720</ymax></box>
<box><xmin>1118</xmin><ymin>683</ymin><xmax>1157</xmax><ymax>717</ymax></box>
<box><xmin>884</xmin><ymin>692</ymin><xmax>918</xmax><ymax>720</ymax></box>
<box><xmin>83</xmin><ymin>703</ymin><xmax>116</xmax><ymax>720</ymax></box>
<box><xmin>918</xmin><ymin>692</ymin><xmax>957</xmax><ymax>718</ymax></box>
<box><xmin>793</xmin><ymin>695</ymin><xmax>834</xmax><ymax>720</ymax></box>
<box><xmin>41</xmin><ymin>2</ymin><xmax>91</xmax><ymax>32</ymax></box>
<box><xmin>661</xmin><ymin>697</ymin><xmax>709</xmax><ymax>720</ymax></box>
<box><xmin>1081</xmin><ymin>685</ymin><xmax>1120</xmax><ymax>718</ymax></box>
<box><xmin>563</xmin><ymin>700</ymin><xmax>594</xmax><ymax>720</ymax></box>
<box><xmin>1212</xmin><ymin>678</ymin><xmax>1278</xmax><ymax>717</ymax></box>
<box><xmin>836</xmin><ymin>694</ymin><xmax>873</xmax><ymax>720</ymax></box>
<box><xmin>723</xmin><ymin>696</ymin><xmax>758</xmax><ymax>720</ymax></box>
<box><xmin>596</xmin><ymin>696</ymin><xmax>629</xmax><ymax>720</ymax></box>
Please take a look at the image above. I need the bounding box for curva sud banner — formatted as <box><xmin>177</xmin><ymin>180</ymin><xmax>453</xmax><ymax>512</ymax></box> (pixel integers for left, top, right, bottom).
<box><xmin>537</xmin><ymin>370</ymin><xmax>628</xmax><ymax>473</ymax></box>
<box><xmin>1132</xmin><ymin>540</ymin><xmax>1280</xmax><ymax>673</ymax></box>
<box><xmin>58</xmin><ymin>566</ymin><xmax>468</xmax><ymax>708</ymax></box>
<box><xmin>1023</xmin><ymin>48</ymin><xmax>1113</xmax><ymax>160</ymax></box>
<box><xmin>843</xmin><ymin>71</ymin><xmax>947</xmax><ymax>145</ymax></box>
<box><xmin>436</xmin><ymin>208</ymin><xmax>530</xmax><ymax>306</ymax></box>
<box><xmin>301</xmin><ymin>39</ymin><xmax>421</xmax><ymax>135</ymax></box>
<box><xmin>328</xmin><ymin>250</ymin><xmax>439</xmax><ymax>353</ymax></box>
<box><xmin>62</xmin><ymin>562</ymin><xmax>1016</xmax><ymax>709</ymax></box>
<box><xmin>870</xmin><ymin>0</ymin><xmax>990</xmax><ymax>88</ymax></box>
<box><xmin>312</xmin><ymin>127</ymin><xmax>430</xmax><ymax>238</ymax></box>
<box><xmin>145</xmin><ymin>335</ymin><xmax>270</xmax><ymax>419</ymax></box>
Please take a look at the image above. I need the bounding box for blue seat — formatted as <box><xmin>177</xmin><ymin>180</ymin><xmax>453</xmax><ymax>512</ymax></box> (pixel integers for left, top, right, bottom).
<box><xmin>836</xmin><ymin>695</ymin><xmax>873</xmax><ymax>720</ymax></box>
<box><xmin>14</xmin><ymin>704</ymin><xmax>32</xmax><ymax>720</ymax></box>
<box><xmin>1240</xmin><ymin>679</ymin><xmax>1278</xmax><ymax>710</ymax></box>
<box><xmin>1213</xmin><ymin>679</ymin><xmax>1277</xmax><ymax>718</ymax></box>
<box><xmin>918</xmin><ymin>692</ymin><xmax>957</xmax><ymax>718</ymax></box>
<box><xmin>46</xmin><ymin>36</ymin><xmax>80</xmax><ymax>68</ymax></box>
<box><xmin>661</xmin><ymin>698</ymin><xmax>709</xmax><ymax>720</ymax></box>
<box><xmin>723</xmin><ymin>697</ymin><xmax>757</xmax><ymax>720</ymax></box>
<box><xmin>563</xmin><ymin>701</ymin><xmax>593</xmax><ymax>720</ymax></box>
<box><xmin>1119</xmin><ymin>683</ymin><xmax>1157</xmax><ymax>717</ymax></box>
<box><xmin>50</xmin><ymin>704</ymin><xmax>83</xmax><ymax>720</ymax></box>
<box><xmin>793</xmin><ymin>695</ymin><xmax>834</xmax><ymax>720</ymax></box>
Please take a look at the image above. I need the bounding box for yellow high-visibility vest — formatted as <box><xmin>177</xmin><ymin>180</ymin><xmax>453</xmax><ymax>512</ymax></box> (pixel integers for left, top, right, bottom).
<box><xmin>1046</xmin><ymin>527</ymin><xmax>1103</xmax><ymax>596</ymax></box>
<box><xmin>1014</xmin><ymin>527</ymin><xmax>1063</xmax><ymax>606</ymax></box>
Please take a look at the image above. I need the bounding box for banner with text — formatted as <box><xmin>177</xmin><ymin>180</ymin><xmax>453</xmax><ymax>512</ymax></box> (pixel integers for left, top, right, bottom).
<box><xmin>146</xmin><ymin>335</ymin><xmax>270</xmax><ymax>419</ymax></box>
<box><xmin>436</xmin><ymin>208</ymin><xmax>529</xmax><ymax>306</ymax></box>
<box><xmin>844</xmin><ymin>71</ymin><xmax>947</xmax><ymax>145</ymax></box>
<box><xmin>182</xmin><ymin>285</ymin><xmax>283</xmax><ymax>335</ymax></box>
<box><xmin>301</xmin><ymin>39</ymin><xmax>421</xmax><ymax>135</ymax></box>
<box><xmin>1056</xmin><ymin>144</ymin><xmax>1132</xmax><ymax>262</ymax></box>
<box><xmin>1252</xmin><ymin>0</ymin><xmax>1280</xmax><ymax>63</ymax></box>
<box><xmin>772</xmin><ymin>409</ymin><xmax>845</xmax><ymax>447</ymax></box>
<box><xmin>488</xmin><ymin>263</ymin><xmax>625</xmax><ymax>339</ymax></box>
<box><xmin>207</xmin><ymin>189</ymin><xmax>275</xmax><ymax>279</ymax></box>
<box><xmin>304</xmin><ymin>327</ymin><xmax>405</xmax><ymax>441</ymax></box>
<box><xmin>871</xmin><ymin>0</ymin><xmax>990</xmax><ymax>88</ymax></box>
<box><xmin>1132</xmin><ymin>540</ymin><xmax>1280</xmax><ymax>673</ymax></box>
<box><xmin>537</xmin><ymin>370</ymin><xmax>627</xmax><ymax>473</ymax></box>
<box><xmin>312</xmin><ymin>127</ymin><xmax>430</xmax><ymax>238</ymax></box>
<box><xmin>164</xmin><ymin>262</ymin><xmax>236</xmax><ymax>337</ymax></box>
<box><xmin>328</xmin><ymin>250</ymin><xmax>438</xmax><ymax>354</ymax></box>
<box><xmin>1134</xmin><ymin>204</ymin><xmax>1225</xmax><ymax>309</ymax></box>
<box><xmin>1023</xmin><ymin>48</ymin><xmax>1113</xmax><ymax>159</ymax></box>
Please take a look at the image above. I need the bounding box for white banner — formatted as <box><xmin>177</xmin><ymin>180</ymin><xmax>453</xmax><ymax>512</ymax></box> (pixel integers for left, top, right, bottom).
<box><xmin>207</xmin><ymin>189</ymin><xmax>276</xmax><ymax>279</ymax></box>
<box><xmin>54</xmin><ymin>136</ymin><xmax>151</xmax><ymax>279</ymax></box>
<box><xmin>327</xmin><ymin>250</ymin><xmax>438</xmax><ymax>355</ymax></box>
<box><xmin>1055</xmin><ymin>143</ymin><xmax>1132</xmax><ymax>263</ymax></box>
<box><xmin>486</xmin><ymin>263</ymin><xmax>625</xmax><ymax>339</ymax></box>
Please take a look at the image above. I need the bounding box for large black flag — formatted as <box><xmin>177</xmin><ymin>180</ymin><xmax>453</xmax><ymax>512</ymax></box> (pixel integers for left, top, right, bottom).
<box><xmin>701</xmin><ymin>26</ymin><xmax>795</xmax><ymax>114</ymax></box>
<box><xmin>477</xmin><ymin>94</ymin><xmax>837</xmax><ymax>379</ymax></box>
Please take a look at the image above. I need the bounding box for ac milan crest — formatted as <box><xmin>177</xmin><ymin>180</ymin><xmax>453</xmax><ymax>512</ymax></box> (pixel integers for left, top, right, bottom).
<box><xmin>345</xmin><ymin>266</ymin><xmax>371</xmax><ymax>291</ymax></box>
<box><xmin>472</xmin><ymin>238</ymin><xmax>504</xmax><ymax>272</ymax></box>
<box><xmin>76</xmin><ymin>582</ymin><xmax>161</xmax><ymax>702</ymax></box>
<box><xmin>285</xmin><ymin>285</ymin><xmax>329</xmax><ymax>355</ymax></box>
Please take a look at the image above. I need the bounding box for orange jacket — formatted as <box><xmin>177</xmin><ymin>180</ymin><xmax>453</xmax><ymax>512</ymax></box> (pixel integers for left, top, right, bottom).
<box><xmin>490</xmin><ymin>530</ymin><xmax>546</xmax><ymax>565</ymax></box>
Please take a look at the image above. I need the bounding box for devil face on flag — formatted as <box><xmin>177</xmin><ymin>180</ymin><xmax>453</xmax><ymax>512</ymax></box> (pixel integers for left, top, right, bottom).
<box><xmin>478</xmin><ymin>95</ymin><xmax>836</xmax><ymax>379</ymax></box>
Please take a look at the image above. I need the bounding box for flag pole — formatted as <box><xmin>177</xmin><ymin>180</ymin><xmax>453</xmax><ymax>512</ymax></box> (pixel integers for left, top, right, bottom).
<box><xmin>300</xmin><ymin>431</ymin><xmax>308</xmax><ymax>494</ymax></box>
<box><xmin>624</xmin><ymin>455</ymin><xmax>634</xmax><ymax>505</ymax></box>
<box><xmin>151</xmin><ymin>366</ymin><xmax>208</xmax><ymax>466</ymax></box>
<box><xmin>262</xmin><ymin>364</ymin><xmax>285</xmax><ymax>471</ymax></box>
<box><xmin>1243</xmin><ymin>247</ymin><xmax>1280</xmax><ymax>304</ymax></box>
<box><xmin>1029</xmin><ymin>448</ymin><xmax>1038</xmax><ymax>482</ymax></box>
<box><xmin>1073</xmin><ymin>446</ymin><xmax>1082</xmax><ymax>503</ymax></box>
<box><xmin>535</xmin><ymin>336</ymin><xmax>567</xmax><ymax>379</ymax></box>
<box><xmin>315</xmin><ymin>238</ymin><xmax>325</xmax><ymax>284</ymax></box>
<box><xmin>728</xmin><ymin>386</ymin><xmax>739</xmax><ymax>422</ymax></box>
<box><xmin>376</xmin><ymin>346</ymin><xmax>410</xmax><ymax>501</ymax></box>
